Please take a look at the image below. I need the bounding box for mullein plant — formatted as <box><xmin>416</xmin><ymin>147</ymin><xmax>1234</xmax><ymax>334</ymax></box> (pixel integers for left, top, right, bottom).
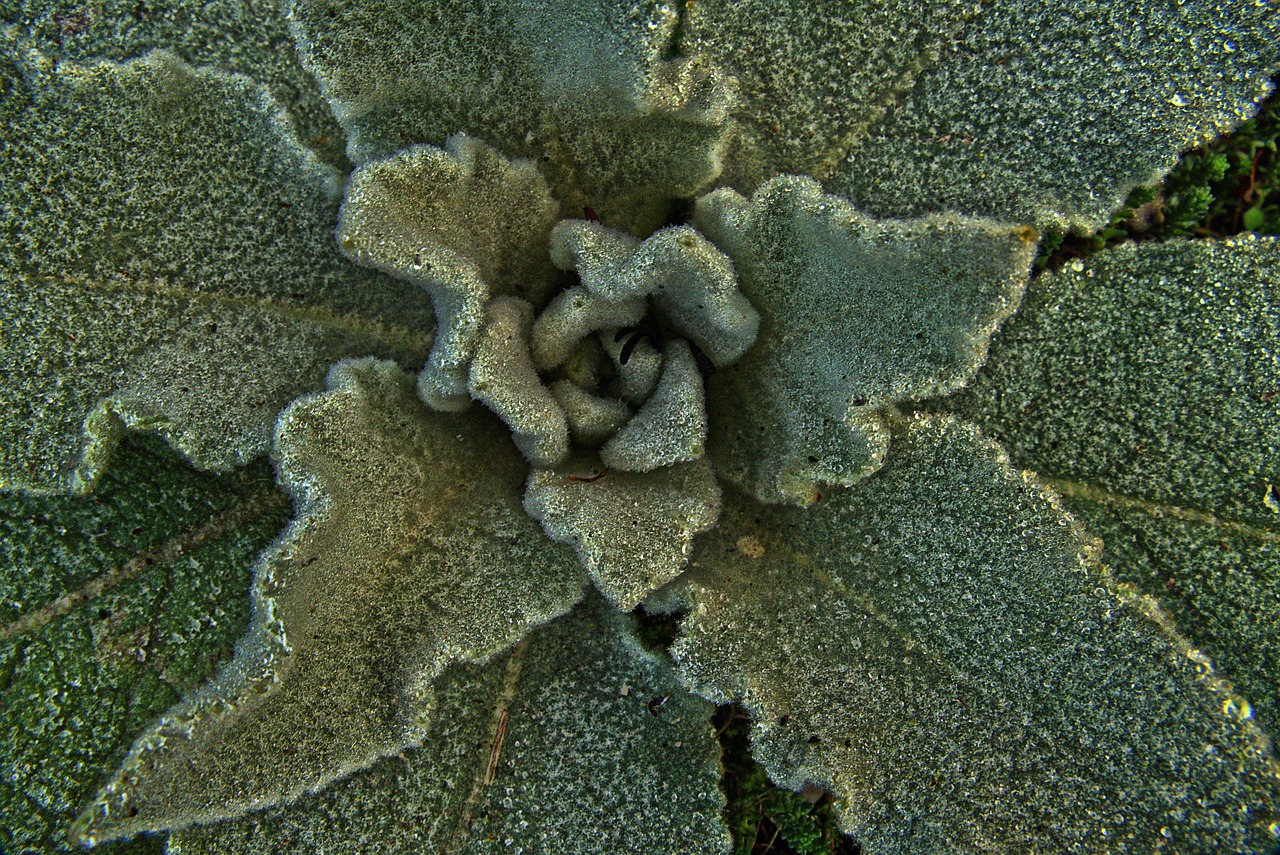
<box><xmin>2</xmin><ymin>1</ymin><xmax>1279</xmax><ymax>852</ymax></box>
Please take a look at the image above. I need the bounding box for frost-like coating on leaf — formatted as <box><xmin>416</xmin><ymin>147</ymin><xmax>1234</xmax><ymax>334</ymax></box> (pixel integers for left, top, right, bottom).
<box><xmin>532</xmin><ymin>286</ymin><xmax>646</xmax><ymax>370</ymax></box>
<box><xmin>944</xmin><ymin>236</ymin><xmax>1280</xmax><ymax>734</ymax></box>
<box><xmin>693</xmin><ymin>176</ymin><xmax>1033</xmax><ymax>504</ymax></box>
<box><xmin>550</xmin><ymin>380</ymin><xmax>632</xmax><ymax>446</ymax></box>
<box><xmin>287</xmin><ymin>0</ymin><xmax>734</xmax><ymax>230</ymax></box>
<box><xmin>0</xmin><ymin>49</ymin><xmax>441</xmax><ymax>493</ymax></box>
<box><xmin>9</xmin><ymin>0</ymin><xmax>347</xmax><ymax>165</ymax></box>
<box><xmin>1065</xmin><ymin>495</ymin><xmax>1280</xmax><ymax>751</ymax></box>
<box><xmin>828</xmin><ymin>0</ymin><xmax>1280</xmax><ymax>229</ymax></box>
<box><xmin>526</xmin><ymin>459</ymin><xmax>720</xmax><ymax>610</ymax></box>
<box><xmin>678</xmin><ymin>0</ymin><xmax>972</xmax><ymax>191</ymax></box>
<box><xmin>1</xmin><ymin>438</ymin><xmax>290</xmax><ymax>854</ymax></box>
<box><xmin>0</xmin><ymin>274</ymin><xmax>430</xmax><ymax>494</ymax></box>
<box><xmin>73</xmin><ymin>359</ymin><xmax>583</xmax><ymax>843</ymax></box>
<box><xmin>602</xmin><ymin>341</ymin><xmax>707</xmax><ymax>473</ymax></box>
<box><xmin>167</xmin><ymin>594</ymin><xmax>728</xmax><ymax>854</ymax></box>
<box><xmin>551</xmin><ymin>220</ymin><xmax>760</xmax><ymax>366</ymax></box>
<box><xmin>948</xmin><ymin>237</ymin><xmax>1280</xmax><ymax>528</ymax></box>
<box><xmin>469</xmin><ymin>298</ymin><xmax>571</xmax><ymax>468</ymax></box>
<box><xmin>337</xmin><ymin>136</ymin><xmax>560</xmax><ymax>410</ymax></box>
<box><xmin>670</xmin><ymin>415</ymin><xmax>1280</xmax><ymax>853</ymax></box>
<box><xmin>0</xmin><ymin>49</ymin><xmax>427</xmax><ymax>327</ymax></box>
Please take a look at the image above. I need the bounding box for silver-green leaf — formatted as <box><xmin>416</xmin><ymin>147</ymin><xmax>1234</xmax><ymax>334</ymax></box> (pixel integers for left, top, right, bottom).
<box><xmin>944</xmin><ymin>236</ymin><xmax>1280</xmax><ymax>736</ymax></box>
<box><xmin>693</xmin><ymin>175</ymin><xmax>1034</xmax><ymax>505</ymax></box>
<box><xmin>667</xmin><ymin>415</ymin><xmax>1280</xmax><ymax>853</ymax></box>
<box><xmin>73</xmin><ymin>359</ymin><xmax>584</xmax><ymax>844</ymax></box>
<box><xmin>1</xmin><ymin>50</ymin><xmax>435</xmax><ymax>493</ymax></box>
<box><xmin>827</xmin><ymin>0</ymin><xmax>1280</xmax><ymax>229</ymax></box>
<box><xmin>166</xmin><ymin>593</ymin><xmax>729</xmax><ymax>854</ymax></box>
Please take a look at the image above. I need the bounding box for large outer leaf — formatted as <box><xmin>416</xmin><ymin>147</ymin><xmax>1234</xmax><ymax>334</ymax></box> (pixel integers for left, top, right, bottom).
<box><xmin>677</xmin><ymin>0</ymin><xmax>973</xmax><ymax>191</ymax></box>
<box><xmin>693</xmin><ymin>175</ymin><xmax>1034</xmax><ymax>505</ymax></box>
<box><xmin>2</xmin><ymin>274</ymin><xmax>430</xmax><ymax>494</ymax></box>
<box><xmin>1</xmin><ymin>436</ymin><xmax>292</xmax><ymax>855</ymax></box>
<box><xmin>827</xmin><ymin>0</ymin><xmax>1280</xmax><ymax>229</ymax></box>
<box><xmin>167</xmin><ymin>593</ymin><xmax>729</xmax><ymax>854</ymax></box>
<box><xmin>1</xmin><ymin>49</ymin><xmax>423</xmax><ymax>321</ymax></box>
<box><xmin>667</xmin><ymin>415</ymin><xmax>1280</xmax><ymax>853</ymax></box>
<box><xmin>73</xmin><ymin>359</ymin><xmax>585</xmax><ymax>844</ymax></box>
<box><xmin>287</xmin><ymin>0</ymin><xmax>734</xmax><ymax>230</ymax></box>
<box><xmin>3</xmin><ymin>0</ymin><xmax>347</xmax><ymax>165</ymax></box>
<box><xmin>0</xmin><ymin>51</ymin><xmax>433</xmax><ymax>493</ymax></box>
<box><xmin>943</xmin><ymin>236</ymin><xmax>1280</xmax><ymax>735</ymax></box>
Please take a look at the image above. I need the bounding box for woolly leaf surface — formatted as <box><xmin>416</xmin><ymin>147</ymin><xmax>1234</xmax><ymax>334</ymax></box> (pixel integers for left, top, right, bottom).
<box><xmin>167</xmin><ymin>593</ymin><xmax>729</xmax><ymax>854</ymax></box>
<box><xmin>678</xmin><ymin>0</ymin><xmax>972</xmax><ymax>191</ymax></box>
<box><xmin>525</xmin><ymin>458</ymin><xmax>720</xmax><ymax>610</ymax></box>
<box><xmin>549</xmin><ymin>220</ymin><xmax>759</xmax><ymax>367</ymax></box>
<box><xmin>601</xmin><ymin>340</ymin><xmax>707</xmax><ymax>473</ymax></box>
<box><xmin>693</xmin><ymin>176</ymin><xmax>1033</xmax><ymax>504</ymax></box>
<box><xmin>670</xmin><ymin>415</ymin><xmax>1280</xmax><ymax>853</ymax></box>
<box><xmin>0</xmin><ymin>51</ymin><xmax>436</xmax><ymax>492</ymax></box>
<box><xmin>828</xmin><ymin>0</ymin><xmax>1280</xmax><ymax>229</ymax></box>
<box><xmin>337</xmin><ymin>136</ymin><xmax>560</xmax><ymax>409</ymax></box>
<box><xmin>944</xmin><ymin>236</ymin><xmax>1280</xmax><ymax>734</ymax></box>
<box><xmin>469</xmin><ymin>298</ymin><xmax>571</xmax><ymax>467</ymax></box>
<box><xmin>0</xmin><ymin>436</ymin><xmax>291</xmax><ymax>855</ymax></box>
<box><xmin>73</xmin><ymin>359</ymin><xmax>584</xmax><ymax>844</ymax></box>
<box><xmin>6</xmin><ymin>0</ymin><xmax>346</xmax><ymax>164</ymax></box>
<box><xmin>1</xmin><ymin>274</ymin><xmax>430</xmax><ymax>494</ymax></box>
<box><xmin>1</xmin><ymin>49</ymin><xmax>426</xmax><ymax>325</ymax></box>
<box><xmin>287</xmin><ymin>0</ymin><xmax>733</xmax><ymax>230</ymax></box>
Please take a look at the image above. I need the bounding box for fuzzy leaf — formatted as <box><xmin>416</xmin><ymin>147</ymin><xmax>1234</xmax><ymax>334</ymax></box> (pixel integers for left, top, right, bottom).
<box><xmin>1</xmin><ymin>50</ymin><xmax>435</xmax><ymax>493</ymax></box>
<box><xmin>73</xmin><ymin>359</ymin><xmax>585</xmax><ymax>844</ymax></box>
<box><xmin>525</xmin><ymin>458</ymin><xmax>720</xmax><ymax>610</ymax></box>
<box><xmin>0</xmin><ymin>436</ymin><xmax>292</xmax><ymax>855</ymax></box>
<box><xmin>693</xmin><ymin>175</ymin><xmax>1034</xmax><ymax>505</ymax></box>
<box><xmin>287</xmin><ymin>0</ymin><xmax>734</xmax><ymax>230</ymax></box>
<box><xmin>668</xmin><ymin>415</ymin><xmax>1280</xmax><ymax>853</ymax></box>
<box><xmin>6</xmin><ymin>0</ymin><xmax>347</xmax><ymax>165</ymax></box>
<box><xmin>677</xmin><ymin>0</ymin><xmax>973</xmax><ymax>191</ymax></box>
<box><xmin>337</xmin><ymin>136</ymin><xmax>561</xmax><ymax>410</ymax></box>
<box><xmin>1</xmin><ymin>49</ymin><xmax>426</xmax><ymax>324</ymax></box>
<box><xmin>826</xmin><ymin>0</ymin><xmax>1280</xmax><ymax>229</ymax></box>
<box><xmin>944</xmin><ymin>237</ymin><xmax>1280</xmax><ymax>735</ymax></box>
<box><xmin>1</xmin><ymin>274</ymin><xmax>430</xmax><ymax>494</ymax></box>
<box><xmin>166</xmin><ymin>593</ymin><xmax>729</xmax><ymax>854</ymax></box>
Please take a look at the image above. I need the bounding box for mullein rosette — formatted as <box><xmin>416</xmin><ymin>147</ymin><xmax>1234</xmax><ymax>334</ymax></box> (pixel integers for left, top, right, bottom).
<box><xmin>1</xmin><ymin>0</ymin><xmax>1278</xmax><ymax>852</ymax></box>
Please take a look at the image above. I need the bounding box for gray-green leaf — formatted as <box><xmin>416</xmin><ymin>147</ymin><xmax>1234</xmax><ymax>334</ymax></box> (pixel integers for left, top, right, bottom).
<box><xmin>1</xmin><ymin>436</ymin><xmax>292</xmax><ymax>855</ymax></box>
<box><xmin>943</xmin><ymin>236</ymin><xmax>1280</xmax><ymax>735</ymax></box>
<box><xmin>525</xmin><ymin>458</ymin><xmax>721</xmax><ymax>610</ymax></box>
<box><xmin>287</xmin><ymin>0</ymin><xmax>734</xmax><ymax>231</ymax></box>
<box><xmin>167</xmin><ymin>592</ymin><xmax>729</xmax><ymax>854</ymax></box>
<box><xmin>693</xmin><ymin>175</ymin><xmax>1034</xmax><ymax>505</ymax></box>
<box><xmin>5</xmin><ymin>0</ymin><xmax>347</xmax><ymax>165</ymax></box>
<box><xmin>826</xmin><ymin>0</ymin><xmax>1280</xmax><ymax>229</ymax></box>
<box><xmin>73</xmin><ymin>359</ymin><xmax>585</xmax><ymax>844</ymax></box>
<box><xmin>0</xmin><ymin>50</ymin><xmax>434</xmax><ymax>493</ymax></box>
<box><xmin>677</xmin><ymin>0</ymin><xmax>974</xmax><ymax>192</ymax></box>
<box><xmin>667</xmin><ymin>415</ymin><xmax>1280</xmax><ymax>853</ymax></box>
<box><xmin>1</xmin><ymin>273</ymin><xmax>430</xmax><ymax>494</ymax></box>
